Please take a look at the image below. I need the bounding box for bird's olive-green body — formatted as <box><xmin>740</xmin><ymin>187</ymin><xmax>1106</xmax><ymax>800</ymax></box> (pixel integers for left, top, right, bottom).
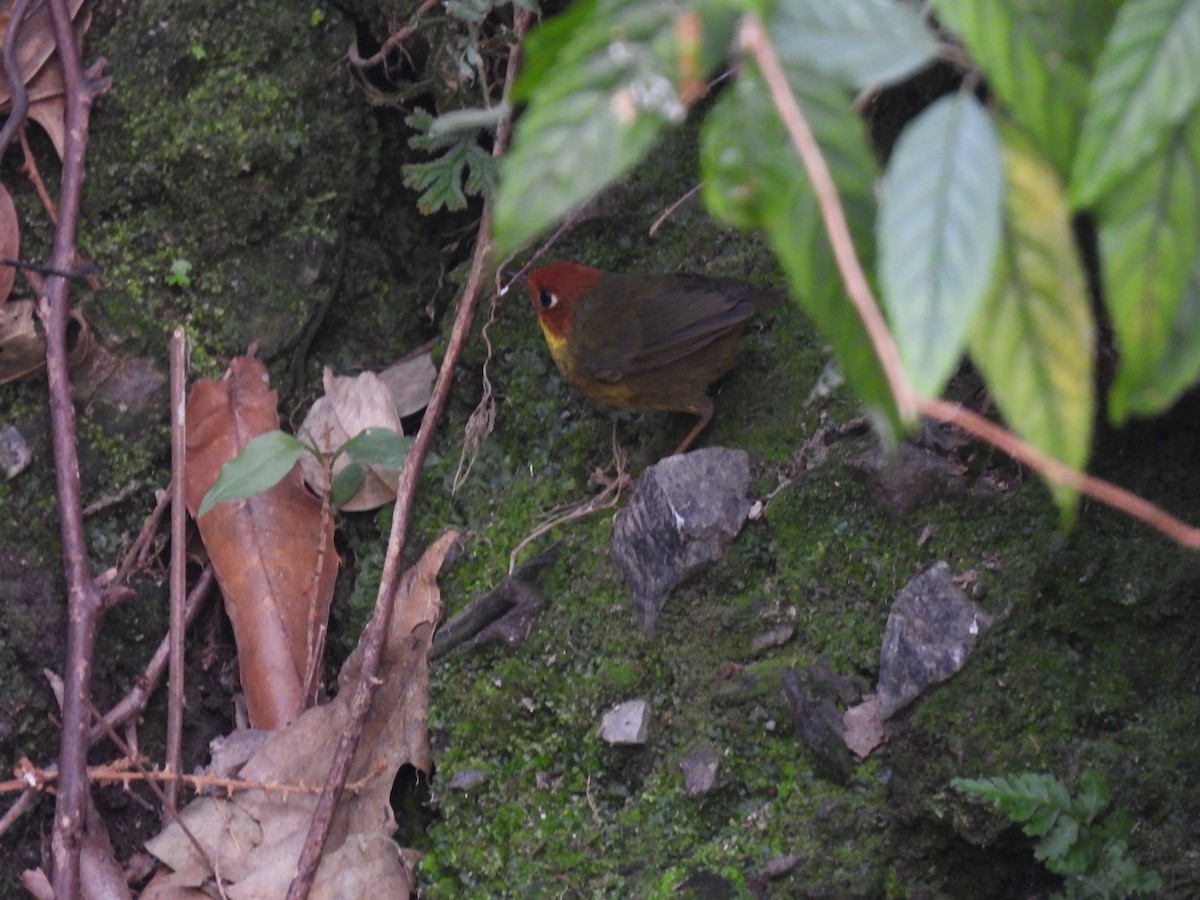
<box><xmin>525</xmin><ymin>262</ymin><xmax>778</xmax><ymax>452</ymax></box>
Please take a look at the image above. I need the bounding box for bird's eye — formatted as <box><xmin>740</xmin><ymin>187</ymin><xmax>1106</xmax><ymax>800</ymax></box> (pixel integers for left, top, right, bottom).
<box><xmin>538</xmin><ymin>289</ymin><xmax>558</xmax><ymax>310</ymax></box>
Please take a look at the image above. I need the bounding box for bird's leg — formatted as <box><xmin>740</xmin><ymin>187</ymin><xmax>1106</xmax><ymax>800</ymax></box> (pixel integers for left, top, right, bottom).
<box><xmin>672</xmin><ymin>397</ymin><xmax>714</xmax><ymax>455</ymax></box>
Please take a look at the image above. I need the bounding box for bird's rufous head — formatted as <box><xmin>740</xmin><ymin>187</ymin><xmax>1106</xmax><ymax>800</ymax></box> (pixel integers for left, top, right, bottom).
<box><xmin>524</xmin><ymin>263</ymin><xmax>604</xmax><ymax>340</ymax></box>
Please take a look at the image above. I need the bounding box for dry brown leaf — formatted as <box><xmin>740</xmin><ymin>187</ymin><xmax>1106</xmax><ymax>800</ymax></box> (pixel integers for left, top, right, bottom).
<box><xmin>145</xmin><ymin>532</ymin><xmax>458</xmax><ymax>900</ymax></box>
<box><xmin>298</xmin><ymin>368</ymin><xmax>405</xmax><ymax>512</ymax></box>
<box><xmin>379</xmin><ymin>349</ymin><xmax>436</xmax><ymax>418</ymax></box>
<box><xmin>0</xmin><ymin>182</ymin><xmax>18</xmax><ymax>303</ymax></box>
<box><xmin>185</xmin><ymin>356</ymin><xmax>338</xmax><ymax>729</ymax></box>
<box><xmin>0</xmin><ymin>299</ymin><xmax>92</xmax><ymax>384</ymax></box>
<box><xmin>26</xmin><ymin>93</ymin><xmax>64</xmax><ymax>158</ymax></box>
<box><xmin>0</xmin><ymin>299</ymin><xmax>41</xmax><ymax>383</ymax></box>
<box><xmin>0</xmin><ymin>1</ymin><xmax>90</xmax><ymax>159</ymax></box>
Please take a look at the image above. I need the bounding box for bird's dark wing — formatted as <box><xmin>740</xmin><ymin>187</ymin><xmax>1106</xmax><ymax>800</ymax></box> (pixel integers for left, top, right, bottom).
<box><xmin>621</xmin><ymin>275</ymin><xmax>773</xmax><ymax>375</ymax></box>
<box><xmin>572</xmin><ymin>274</ymin><xmax>777</xmax><ymax>382</ymax></box>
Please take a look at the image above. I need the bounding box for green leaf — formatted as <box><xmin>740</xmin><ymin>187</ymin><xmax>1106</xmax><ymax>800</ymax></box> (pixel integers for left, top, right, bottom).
<box><xmin>1037</xmin><ymin>815</ymin><xmax>1081</xmax><ymax>868</ymax></box>
<box><xmin>493</xmin><ymin>0</ymin><xmax>737</xmax><ymax>256</ymax></box>
<box><xmin>1070</xmin><ymin>0</ymin><xmax>1200</xmax><ymax>207</ymax></box>
<box><xmin>1073</xmin><ymin>771</ymin><xmax>1111</xmax><ymax>823</ymax></box>
<box><xmin>700</xmin><ymin>62</ymin><xmax>899</xmax><ymax>433</ymax></box>
<box><xmin>933</xmin><ymin>0</ymin><xmax>1114</xmax><ymax>178</ymax></box>
<box><xmin>878</xmin><ymin>91</ymin><xmax>1003</xmax><ymax>397</ymax></box>
<box><xmin>339</xmin><ymin>427</ymin><xmax>413</xmax><ymax>470</ymax></box>
<box><xmin>968</xmin><ymin>131</ymin><xmax>1095</xmax><ymax>518</ymax></box>
<box><xmin>403</xmin><ymin>111</ymin><xmax>499</xmax><ymax>214</ymax></box>
<box><xmin>1100</xmin><ymin>110</ymin><xmax>1200</xmax><ymax>422</ymax></box>
<box><xmin>1025</xmin><ymin>803</ymin><xmax>1061</xmax><ymax>838</ymax></box>
<box><xmin>331</xmin><ymin>463</ymin><xmax>366</xmax><ymax>509</ymax></box>
<box><xmin>772</xmin><ymin>0</ymin><xmax>941</xmax><ymax>91</ymax></box>
<box><xmin>1115</xmin><ymin>254</ymin><xmax>1200</xmax><ymax>419</ymax></box>
<box><xmin>197</xmin><ymin>431</ymin><xmax>308</xmax><ymax>517</ymax></box>
<box><xmin>511</xmin><ymin>0</ymin><xmax>599</xmax><ymax>101</ymax></box>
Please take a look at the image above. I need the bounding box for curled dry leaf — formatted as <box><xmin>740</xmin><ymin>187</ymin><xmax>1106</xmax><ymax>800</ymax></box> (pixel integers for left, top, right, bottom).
<box><xmin>144</xmin><ymin>531</ymin><xmax>458</xmax><ymax>900</ymax></box>
<box><xmin>378</xmin><ymin>348</ymin><xmax>436</xmax><ymax>418</ymax></box>
<box><xmin>184</xmin><ymin>356</ymin><xmax>338</xmax><ymax>729</ymax></box>
<box><xmin>0</xmin><ymin>298</ymin><xmax>89</xmax><ymax>384</ymax></box>
<box><xmin>298</xmin><ymin>368</ymin><xmax>405</xmax><ymax>511</ymax></box>
<box><xmin>0</xmin><ymin>0</ymin><xmax>90</xmax><ymax>159</ymax></box>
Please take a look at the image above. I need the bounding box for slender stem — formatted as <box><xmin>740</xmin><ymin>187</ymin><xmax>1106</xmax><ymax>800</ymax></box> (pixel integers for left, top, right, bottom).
<box><xmin>164</xmin><ymin>330</ymin><xmax>188</xmax><ymax>817</ymax></box>
<box><xmin>922</xmin><ymin>399</ymin><xmax>1200</xmax><ymax>547</ymax></box>
<box><xmin>42</xmin><ymin>0</ymin><xmax>110</xmax><ymax>892</ymax></box>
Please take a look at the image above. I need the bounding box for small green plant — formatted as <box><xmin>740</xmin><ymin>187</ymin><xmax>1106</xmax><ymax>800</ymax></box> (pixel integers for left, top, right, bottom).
<box><xmin>952</xmin><ymin>771</ymin><xmax>1161</xmax><ymax>899</ymax></box>
<box><xmin>197</xmin><ymin>427</ymin><xmax>412</xmax><ymax>516</ymax></box>
<box><xmin>166</xmin><ymin>258</ymin><xmax>193</xmax><ymax>287</ymax></box>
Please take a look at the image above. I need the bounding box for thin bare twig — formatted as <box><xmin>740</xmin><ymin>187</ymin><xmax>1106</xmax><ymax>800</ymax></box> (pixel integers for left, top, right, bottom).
<box><xmin>284</xmin><ymin>13</ymin><xmax>535</xmax><ymax>898</ymax></box>
<box><xmin>115</xmin><ymin>481</ymin><xmax>172</xmax><ymax>583</ymax></box>
<box><xmin>346</xmin><ymin>0</ymin><xmax>439</xmax><ymax>71</ymax></box>
<box><xmin>923</xmin><ymin>399</ymin><xmax>1200</xmax><ymax>547</ymax></box>
<box><xmin>0</xmin><ymin>568</ymin><xmax>215</xmax><ymax>841</ymax></box>
<box><xmin>165</xmin><ymin>329</ymin><xmax>188</xmax><ymax>818</ymax></box>
<box><xmin>37</xmin><ymin>0</ymin><xmax>111</xmax><ymax>891</ymax></box>
<box><xmin>649</xmin><ymin>182</ymin><xmax>702</xmax><ymax>236</ymax></box>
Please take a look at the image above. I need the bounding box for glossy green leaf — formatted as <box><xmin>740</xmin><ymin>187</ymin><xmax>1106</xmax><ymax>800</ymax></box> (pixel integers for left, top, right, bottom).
<box><xmin>493</xmin><ymin>0</ymin><xmax>737</xmax><ymax>256</ymax></box>
<box><xmin>197</xmin><ymin>431</ymin><xmax>308</xmax><ymax>517</ymax></box>
<box><xmin>969</xmin><ymin>133</ymin><xmax>1095</xmax><ymax>517</ymax></box>
<box><xmin>771</xmin><ymin>0</ymin><xmax>941</xmax><ymax>91</ymax></box>
<box><xmin>701</xmin><ymin>62</ymin><xmax>898</xmax><ymax>432</ymax></box>
<box><xmin>1100</xmin><ymin>111</ymin><xmax>1200</xmax><ymax>421</ymax></box>
<box><xmin>878</xmin><ymin>92</ymin><xmax>1003</xmax><ymax>397</ymax></box>
<box><xmin>932</xmin><ymin>0</ymin><xmax>1113</xmax><ymax>177</ymax></box>
<box><xmin>339</xmin><ymin>427</ymin><xmax>413</xmax><ymax>470</ymax></box>
<box><xmin>331</xmin><ymin>463</ymin><xmax>366</xmax><ymax>509</ymax></box>
<box><xmin>1071</xmin><ymin>0</ymin><xmax>1200</xmax><ymax>207</ymax></box>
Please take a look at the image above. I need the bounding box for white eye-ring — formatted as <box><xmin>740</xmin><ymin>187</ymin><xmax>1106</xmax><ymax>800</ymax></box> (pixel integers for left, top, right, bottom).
<box><xmin>538</xmin><ymin>290</ymin><xmax>559</xmax><ymax>310</ymax></box>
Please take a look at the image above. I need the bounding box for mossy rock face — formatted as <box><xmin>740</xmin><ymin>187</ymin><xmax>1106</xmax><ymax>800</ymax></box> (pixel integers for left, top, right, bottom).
<box><xmin>82</xmin><ymin>0</ymin><xmax>437</xmax><ymax>368</ymax></box>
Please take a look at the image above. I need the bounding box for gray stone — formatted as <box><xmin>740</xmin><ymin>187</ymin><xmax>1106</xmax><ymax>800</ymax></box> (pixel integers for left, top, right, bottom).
<box><xmin>610</xmin><ymin>447</ymin><xmax>752</xmax><ymax>635</ymax></box>
<box><xmin>876</xmin><ymin>561</ymin><xmax>994</xmax><ymax>718</ymax></box>
<box><xmin>598</xmin><ymin>699</ymin><xmax>651</xmax><ymax>746</ymax></box>
<box><xmin>679</xmin><ymin>745</ymin><xmax>721</xmax><ymax>796</ymax></box>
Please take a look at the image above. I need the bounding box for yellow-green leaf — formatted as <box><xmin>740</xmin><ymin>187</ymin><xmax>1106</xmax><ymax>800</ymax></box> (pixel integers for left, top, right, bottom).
<box><xmin>1099</xmin><ymin>110</ymin><xmax>1200</xmax><ymax>421</ymax></box>
<box><xmin>969</xmin><ymin>134</ymin><xmax>1095</xmax><ymax>517</ymax></box>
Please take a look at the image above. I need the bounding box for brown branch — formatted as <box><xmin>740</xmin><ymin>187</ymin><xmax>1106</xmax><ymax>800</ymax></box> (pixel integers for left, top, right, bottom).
<box><xmin>37</xmin><ymin>0</ymin><xmax>111</xmax><ymax>893</ymax></box>
<box><xmin>345</xmin><ymin>0</ymin><xmax>440</xmax><ymax>70</ymax></box>
<box><xmin>164</xmin><ymin>330</ymin><xmax>188</xmax><ymax>818</ymax></box>
<box><xmin>738</xmin><ymin>14</ymin><xmax>1200</xmax><ymax>550</ymax></box>
<box><xmin>922</xmin><ymin>399</ymin><xmax>1200</xmax><ymax>547</ymax></box>
<box><xmin>284</xmin><ymin>11</ymin><xmax>535</xmax><ymax>897</ymax></box>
